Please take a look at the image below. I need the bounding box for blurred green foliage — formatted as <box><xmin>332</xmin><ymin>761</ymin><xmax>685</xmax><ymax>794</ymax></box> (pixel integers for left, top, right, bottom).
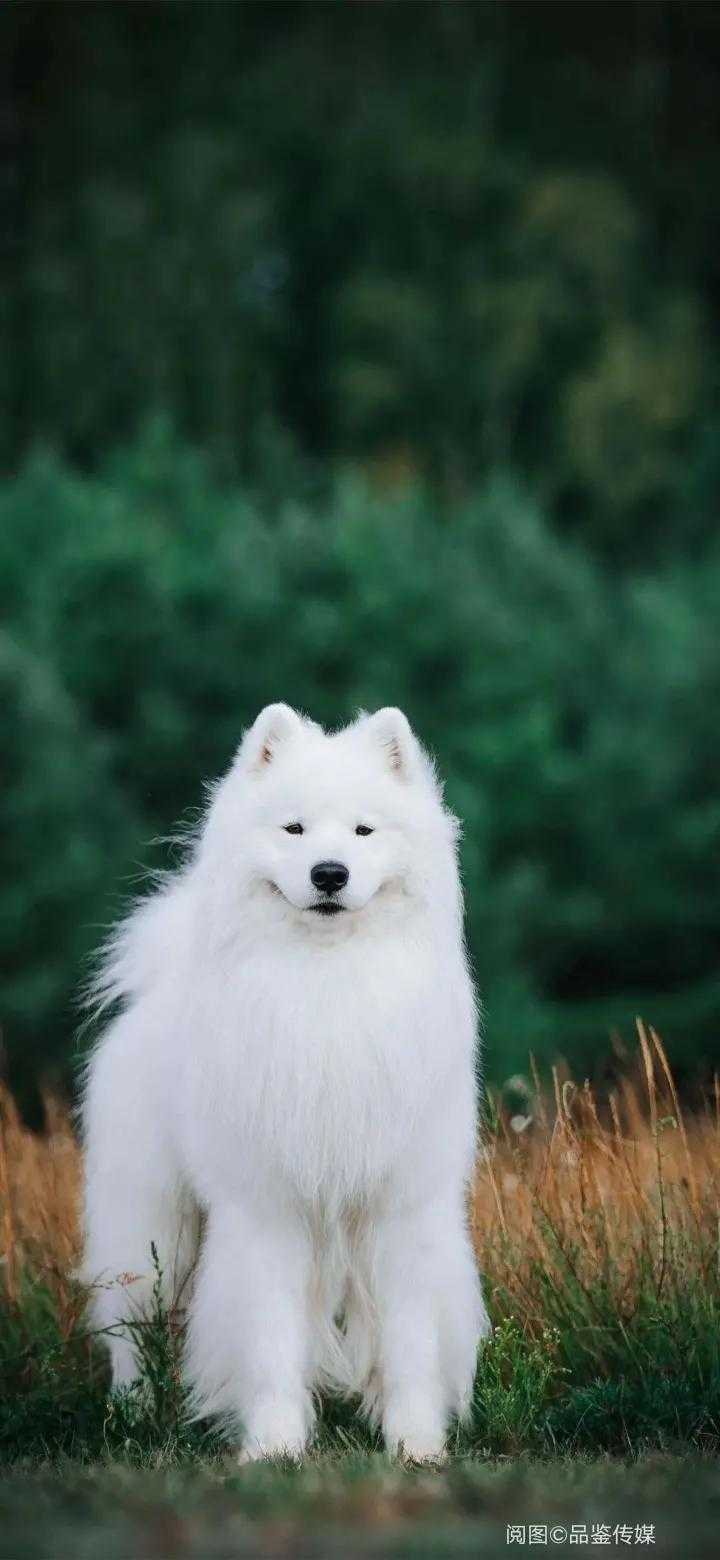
<box><xmin>1</xmin><ymin>4</ymin><xmax>719</xmax><ymax>1097</ymax></box>
<box><xmin>2</xmin><ymin>4</ymin><xmax>719</xmax><ymax>560</ymax></box>
<box><xmin>2</xmin><ymin>426</ymin><xmax>719</xmax><ymax>1098</ymax></box>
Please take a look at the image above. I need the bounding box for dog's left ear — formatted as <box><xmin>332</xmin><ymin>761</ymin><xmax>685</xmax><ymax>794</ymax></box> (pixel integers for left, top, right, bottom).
<box><xmin>364</xmin><ymin>707</ymin><xmax>417</xmax><ymax>780</ymax></box>
<box><xmin>238</xmin><ymin>703</ymin><xmax>303</xmax><ymax>772</ymax></box>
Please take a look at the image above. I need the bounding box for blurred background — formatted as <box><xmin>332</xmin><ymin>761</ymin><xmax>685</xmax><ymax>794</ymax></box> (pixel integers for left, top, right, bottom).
<box><xmin>1</xmin><ymin>1</ymin><xmax>719</xmax><ymax>1112</ymax></box>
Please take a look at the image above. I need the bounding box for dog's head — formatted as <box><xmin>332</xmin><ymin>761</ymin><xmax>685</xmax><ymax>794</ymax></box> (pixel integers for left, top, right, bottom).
<box><xmin>203</xmin><ymin>704</ymin><xmax>458</xmax><ymax>927</ymax></box>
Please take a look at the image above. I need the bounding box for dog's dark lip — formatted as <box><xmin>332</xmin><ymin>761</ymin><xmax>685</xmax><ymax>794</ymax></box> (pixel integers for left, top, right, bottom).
<box><xmin>267</xmin><ymin>883</ymin><xmax>346</xmax><ymax>915</ymax></box>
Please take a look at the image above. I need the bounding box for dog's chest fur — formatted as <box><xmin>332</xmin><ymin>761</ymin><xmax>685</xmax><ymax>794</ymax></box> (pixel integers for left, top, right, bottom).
<box><xmin>178</xmin><ymin>924</ymin><xmax>461</xmax><ymax>1205</ymax></box>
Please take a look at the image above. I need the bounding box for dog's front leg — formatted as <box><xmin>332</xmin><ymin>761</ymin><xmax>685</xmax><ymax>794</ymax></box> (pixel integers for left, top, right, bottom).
<box><xmin>372</xmin><ymin>1196</ymin><xmax>482</xmax><ymax>1461</ymax></box>
<box><xmin>185</xmin><ymin>1196</ymin><xmax>313</xmax><ymax>1460</ymax></box>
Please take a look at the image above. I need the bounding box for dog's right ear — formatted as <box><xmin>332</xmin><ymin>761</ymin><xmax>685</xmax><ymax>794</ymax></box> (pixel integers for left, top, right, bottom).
<box><xmin>237</xmin><ymin>703</ymin><xmax>302</xmax><ymax>772</ymax></box>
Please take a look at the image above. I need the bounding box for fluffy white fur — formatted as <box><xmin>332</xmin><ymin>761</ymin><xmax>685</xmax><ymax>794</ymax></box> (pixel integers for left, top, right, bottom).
<box><xmin>81</xmin><ymin>704</ymin><xmax>489</xmax><ymax>1460</ymax></box>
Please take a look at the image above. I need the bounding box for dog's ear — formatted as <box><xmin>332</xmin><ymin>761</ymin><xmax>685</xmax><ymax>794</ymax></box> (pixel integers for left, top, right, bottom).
<box><xmin>364</xmin><ymin>707</ymin><xmax>417</xmax><ymax>780</ymax></box>
<box><xmin>238</xmin><ymin>703</ymin><xmax>302</xmax><ymax>771</ymax></box>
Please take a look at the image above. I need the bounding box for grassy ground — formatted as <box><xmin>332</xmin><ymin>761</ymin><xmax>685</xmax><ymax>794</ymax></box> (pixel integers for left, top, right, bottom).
<box><xmin>4</xmin><ymin>1453</ymin><xmax>720</xmax><ymax>1559</ymax></box>
<box><xmin>2</xmin><ymin>1023</ymin><xmax>720</xmax><ymax>1556</ymax></box>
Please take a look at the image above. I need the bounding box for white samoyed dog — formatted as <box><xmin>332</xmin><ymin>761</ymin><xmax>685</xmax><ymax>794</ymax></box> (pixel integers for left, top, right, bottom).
<box><xmin>82</xmin><ymin>704</ymin><xmax>488</xmax><ymax>1460</ymax></box>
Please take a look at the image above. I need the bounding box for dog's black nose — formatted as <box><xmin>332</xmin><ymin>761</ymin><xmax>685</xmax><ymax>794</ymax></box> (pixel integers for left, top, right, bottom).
<box><xmin>310</xmin><ymin>860</ymin><xmax>349</xmax><ymax>894</ymax></box>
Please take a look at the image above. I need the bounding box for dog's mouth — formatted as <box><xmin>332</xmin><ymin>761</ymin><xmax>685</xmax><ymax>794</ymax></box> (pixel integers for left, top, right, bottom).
<box><xmin>268</xmin><ymin>882</ymin><xmax>347</xmax><ymax>916</ymax></box>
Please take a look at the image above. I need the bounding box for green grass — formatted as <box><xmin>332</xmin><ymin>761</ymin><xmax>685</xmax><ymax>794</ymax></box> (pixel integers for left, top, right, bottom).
<box><xmin>5</xmin><ymin>1254</ymin><xmax>720</xmax><ymax>1460</ymax></box>
<box><xmin>2</xmin><ymin>1275</ymin><xmax>720</xmax><ymax>1557</ymax></box>
<box><xmin>2</xmin><ymin>1454</ymin><xmax>720</xmax><ymax>1559</ymax></box>
<box><xmin>4</xmin><ymin>1272</ymin><xmax>720</xmax><ymax>1468</ymax></box>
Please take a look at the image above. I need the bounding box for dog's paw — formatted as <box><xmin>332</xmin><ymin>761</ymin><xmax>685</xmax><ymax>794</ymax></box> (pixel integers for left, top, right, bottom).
<box><xmin>383</xmin><ymin>1398</ymin><xmax>447</xmax><ymax>1465</ymax></box>
<box><xmin>395</xmin><ymin>1437</ymin><xmax>448</xmax><ymax>1466</ymax></box>
<box><xmin>238</xmin><ymin>1397</ymin><xmax>309</xmax><ymax>1464</ymax></box>
<box><xmin>237</xmin><ymin>1437</ymin><xmax>305</xmax><ymax>1466</ymax></box>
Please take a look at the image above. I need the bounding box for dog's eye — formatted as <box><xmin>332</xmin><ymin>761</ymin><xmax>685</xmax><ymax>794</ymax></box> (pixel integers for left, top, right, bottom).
<box><xmin>355</xmin><ymin>824</ymin><xmax>374</xmax><ymax>837</ymax></box>
<box><xmin>284</xmin><ymin>822</ymin><xmax>304</xmax><ymax>835</ymax></box>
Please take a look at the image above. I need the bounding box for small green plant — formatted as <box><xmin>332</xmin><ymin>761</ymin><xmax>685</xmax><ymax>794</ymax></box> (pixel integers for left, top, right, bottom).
<box><xmin>464</xmin><ymin>1319</ymin><xmax>567</xmax><ymax>1454</ymax></box>
<box><xmin>99</xmin><ymin>1245</ymin><xmax>218</xmax><ymax>1462</ymax></box>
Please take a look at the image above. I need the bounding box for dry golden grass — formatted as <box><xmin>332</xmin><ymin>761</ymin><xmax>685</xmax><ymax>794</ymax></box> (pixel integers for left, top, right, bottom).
<box><xmin>471</xmin><ymin>1021</ymin><xmax>720</xmax><ymax>1350</ymax></box>
<box><xmin>2</xmin><ymin>1019</ymin><xmax>719</xmax><ymax>1341</ymax></box>
<box><xmin>0</xmin><ymin>1080</ymin><xmax>81</xmax><ymax>1315</ymax></box>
